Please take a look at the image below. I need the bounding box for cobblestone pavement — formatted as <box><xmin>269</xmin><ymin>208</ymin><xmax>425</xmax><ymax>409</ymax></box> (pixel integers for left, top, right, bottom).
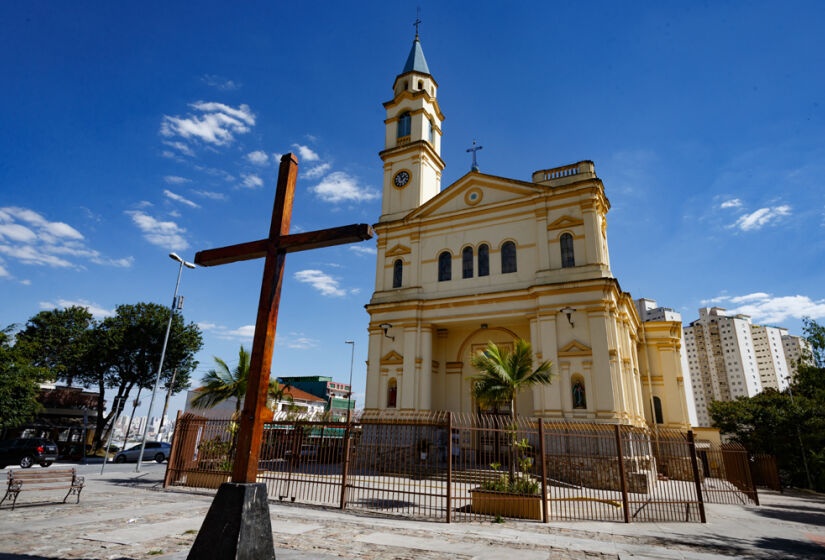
<box><xmin>0</xmin><ymin>463</ymin><xmax>823</xmax><ymax>559</ymax></box>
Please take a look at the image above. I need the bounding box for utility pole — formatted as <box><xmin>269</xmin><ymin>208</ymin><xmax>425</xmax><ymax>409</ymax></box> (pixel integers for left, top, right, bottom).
<box><xmin>122</xmin><ymin>387</ymin><xmax>142</xmax><ymax>451</ymax></box>
<box><xmin>158</xmin><ymin>368</ymin><xmax>178</xmax><ymax>440</ymax></box>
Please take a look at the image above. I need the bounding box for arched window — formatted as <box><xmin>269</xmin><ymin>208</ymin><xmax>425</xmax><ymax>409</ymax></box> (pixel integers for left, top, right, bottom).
<box><xmin>387</xmin><ymin>378</ymin><xmax>397</xmax><ymax>408</ymax></box>
<box><xmin>392</xmin><ymin>259</ymin><xmax>403</xmax><ymax>288</ymax></box>
<box><xmin>501</xmin><ymin>241</ymin><xmax>517</xmax><ymax>273</ymax></box>
<box><xmin>572</xmin><ymin>377</ymin><xmax>587</xmax><ymax>409</ymax></box>
<box><xmin>417</xmin><ymin>80</ymin><xmax>424</xmax><ymax>90</ymax></box>
<box><xmin>438</xmin><ymin>251</ymin><xmax>452</xmax><ymax>281</ymax></box>
<box><xmin>427</xmin><ymin>119</ymin><xmax>434</xmax><ymax>143</ymax></box>
<box><xmin>397</xmin><ymin>112</ymin><xmax>411</xmax><ymax>138</ymax></box>
<box><xmin>560</xmin><ymin>233</ymin><xmax>575</xmax><ymax>268</ymax></box>
<box><xmin>653</xmin><ymin>396</ymin><xmax>664</xmax><ymax>424</ymax></box>
<box><xmin>462</xmin><ymin>247</ymin><xmax>473</xmax><ymax>279</ymax></box>
<box><xmin>478</xmin><ymin>244</ymin><xmax>489</xmax><ymax>277</ymax></box>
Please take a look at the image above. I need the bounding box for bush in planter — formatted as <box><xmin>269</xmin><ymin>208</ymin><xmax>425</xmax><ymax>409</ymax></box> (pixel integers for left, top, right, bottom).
<box><xmin>196</xmin><ymin>437</ymin><xmax>232</xmax><ymax>472</ymax></box>
<box><xmin>481</xmin><ymin>450</ymin><xmax>540</xmax><ymax>496</ymax></box>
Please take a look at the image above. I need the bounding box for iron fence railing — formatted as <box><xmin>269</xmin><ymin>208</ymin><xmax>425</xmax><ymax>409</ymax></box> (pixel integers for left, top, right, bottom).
<box><xmin>165</xmin><ymin>411</ymin><xmax>759</xmax><ymax>523</ymax></box>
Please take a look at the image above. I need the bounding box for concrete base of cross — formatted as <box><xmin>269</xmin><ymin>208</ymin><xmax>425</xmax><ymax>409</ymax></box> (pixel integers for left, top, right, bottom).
<box><xmin>188</xmin><ymin>482</ymin><xmax>274</xmax><ymax>560</ymax></box>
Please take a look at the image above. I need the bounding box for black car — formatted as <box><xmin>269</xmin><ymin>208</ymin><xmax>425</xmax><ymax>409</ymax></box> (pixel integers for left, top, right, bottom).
<box><xmin>0</xmin><ymin>438</ymin><xmax>59</xmax><ymax>468</ymax></box>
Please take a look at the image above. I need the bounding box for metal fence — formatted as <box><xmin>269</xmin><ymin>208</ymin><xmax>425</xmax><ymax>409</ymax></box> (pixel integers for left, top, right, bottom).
<box><xmin>165</xmin><ymin>411</ymin><xmax>758</xmax><ymax>523</ymax></box>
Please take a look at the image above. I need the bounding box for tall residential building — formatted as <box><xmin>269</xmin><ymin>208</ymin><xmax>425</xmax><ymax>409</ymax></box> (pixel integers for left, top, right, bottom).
<box><xmin>683</xmin><ymin>308</ymin><xmax>762</xmax><ymax>427</ymax></box>
<box><xmin>750</xmin><ymin>325</ymin><xmax>790</xmax><ymax>391</ymax></box>
<box><xmin>782</xmin><ymin>334</ymin><xmax>812</xmax><ymax>378</ymax></box>
<box><xmin>684</xmin><ymin>307</ymin><xmax>811</xmax><ymax>427</ymax></box>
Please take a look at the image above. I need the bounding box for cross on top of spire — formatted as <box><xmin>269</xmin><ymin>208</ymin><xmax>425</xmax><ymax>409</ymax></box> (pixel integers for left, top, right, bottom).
<box><xmin>413</xmin><ymin>7</ymin><xmax>422</xmax><ymax>39</ymax></box>
<box><xmin>467</xmin><ymin>140</ymin><xmax>483</xmax><ymax>172</ymax></box>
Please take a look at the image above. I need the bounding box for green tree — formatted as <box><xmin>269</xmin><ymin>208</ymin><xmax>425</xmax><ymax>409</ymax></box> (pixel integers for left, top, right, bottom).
<box><xmin>15</xmin><ymin>306</ymin><xmax>94</xmax><ymax>385</ymax></box>
<box><xmin>191</xmin><ymin>345</ymin><xmax>291</xmax><ymax>418</ymax></box>
<box><xmin>709</xmin><ymin>318</ymin><xmax>825</xmax><ymax>491</ymax></box>
<box><xmin>94</xmin><ymin>302</ymin><xmax>202</xmax><ymax>446</ymax></box>
<box><xmin>471</xmin><ymin>339</ymin><xmax>553</xmax><ymax>482</ymax></box>
<box><xmin>0</xmin><ymin>326</ymin><xmax>50</xmax><ymax>430</ymax></box>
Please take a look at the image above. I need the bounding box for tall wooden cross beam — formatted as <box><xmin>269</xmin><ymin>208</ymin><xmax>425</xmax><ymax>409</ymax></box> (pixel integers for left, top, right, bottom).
<box><xmin>194</xmin><ymin>153</ymin><xmax>373</xmax><ymax>483</ymax></box>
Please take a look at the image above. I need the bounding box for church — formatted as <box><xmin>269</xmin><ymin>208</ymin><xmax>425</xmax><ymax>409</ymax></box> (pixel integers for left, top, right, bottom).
<box><xmin>363</xmin><ymin>35</ymin><xmax>691</xmax><ymax>429</ymax></box>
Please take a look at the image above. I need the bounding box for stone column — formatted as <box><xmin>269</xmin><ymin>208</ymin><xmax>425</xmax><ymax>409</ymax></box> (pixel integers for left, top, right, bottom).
<box><xmin>419</xmin><ymin>325</ymin><xmax>433</xmax><ymax>411</ymax></box>
<box><xmin>581</xmin><ymin>201</ymin><xmax>603</xmax><ymax>266</ymax></box>
<box><xmin>365</xmin><ymin>327</ymin><xmax>383</xmax><ymax>409</ymax></box>
<box><xmin>588</xmin><ymin>310</ymin><xmax>617</xmax><ymax>418</ymax></box>
<box><xmin>537</xmin><ymin>314</ymin><xmax>561</xmax><ymax>414</ymax></box>
<box><xmin>401</xmin><ymin>325</ymin><xmax>418</xmax><ymax>410</ymax></box>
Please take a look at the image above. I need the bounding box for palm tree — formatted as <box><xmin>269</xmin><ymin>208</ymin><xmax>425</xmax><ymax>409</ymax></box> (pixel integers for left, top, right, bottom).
<box><xmin>191</xmin><ymin>345</ymin><xmax>291</xmax><ymax>418</ymax></box>
<box><xmin>471</xmin><ymin>339</ymin><xmax>553</xmax><ymax>484</ymax></box>
<box><xmin>470</xmin><ymin>339</ymin><xmax>553</xmax><ymax>421</ymax></box>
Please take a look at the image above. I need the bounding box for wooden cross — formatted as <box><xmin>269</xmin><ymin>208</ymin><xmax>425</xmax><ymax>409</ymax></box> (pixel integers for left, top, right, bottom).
<box><xmin>194</xmin><ymin>153</ymin><xmax>373</xmax><ymax>483</ymax></box>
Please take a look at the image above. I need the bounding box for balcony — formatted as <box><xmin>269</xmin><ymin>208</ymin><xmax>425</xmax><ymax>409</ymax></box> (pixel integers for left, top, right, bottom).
<box><xmin>532</xmin><ymin>161</ymin><xmax>596</xmax><ymax>186</ymax></box>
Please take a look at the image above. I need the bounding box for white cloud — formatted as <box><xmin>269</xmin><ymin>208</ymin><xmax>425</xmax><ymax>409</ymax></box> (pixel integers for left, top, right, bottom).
<box><xmin>726</xmin><ymin>293</ymin><xmax>825</xmax><ymax>324</ymax></box>
<box><xmin>246</xmin><ymin>150</ymin><xmax>269</xmax><ymax>166</ymax></box>
<box><xmin>192</xmin><ymin>190</ymin><xmax>227</xmax><ymax>201</ymax></box>
<box><xmin>39</xmin><ymin>298</ymin><xmax>114</xmax><ymax>319</ymax></box>
<box><xmin>349</xmin><ymin>245</ymin><xmax>376</xmax><ymax>256</ymax></box>
<box><xmin>302</xmin><ymin>162</ymin><xmax>331</xmax><ymax>179</ymax></box>
<box><xmin>294</xmin><ymin>269</ymin><xmax>346</xmax><ymax>297</ymax></box>
<box><xmin>277</xmin><ymin>334</ymin><xmax>319</xmax><ymax>349</ymax></box>
<box><xmin>720</xmin><ymin>198</ymin><xmax>742</xmax><ymax>209</ymax></box>
<box><xmin>241</xmin><ymin>173</ymin><xmax>264</xmax><ymax>189</ymax></box>
<box><xmin>223</xmin><ymin>325</ymin><xmax>256</xmax><ymax>339</ymax></box>
<box><xmin>136</xmin><ymin>200</ymin><xmax>153</xmax><ymax>208</ymax></box>
<box><xmin>272</xmin><ymin>153</ymin><xmax>283</xmax><ymax>164</ymax></box>
<box><xmin>0</xmin><ymin>263</ymin><xmax>9</xmax><ymax>277</ymax></box>
<box><xmin>164</xmin><ymin>175</ymin><xmax>191</xmax><ymax>184</ymax></box>
<box><xmin>168</xmin><ymin>210</ymin><xmax>181</xmax><ymax>218</ymax></box>
<box><xmin>160</xmin><ymin>102</ymin><xmax>255</xmax><ymax>147</ymax></box>
<box><xmin>291</xmin><ymin>144</ymin><xmax>320</xmax><ymax>162</ymax></box>
<box><xmin>162</xmin><ymin>141</ymin><xmax>195</xmax><ymax>157</ymax></box>
<box><xmin>202</xmin><ymin>74</ymin><xmax>241</xmax><ymax>91</ymax></box>
<box><xmin>0</xmin><ymin>207</ymin><xmax>129</xmax><ymax>271</ymax></box>
<box><xmin>19</xmin><ymin>279</ymin><xmax>31</xmax><ymax>285</ymax></box>
<box><xmin>126</xmin><ymin>210</ymin><xmax>189</xmax><ymax>250</ymax></box>
<box><xmin>729</xmin><ymin>292</ymin><xmax>771</xmax><ymax>304</ymax></box>
<box><xmin>310</xmin><ymin>172</ymin><xmax>379</xmax><ymax>203</ymax></box>
<box><xmin>732</xmin><ymin>205</ymin><xmax>791</xmax><ymax>231</ymax></box>
<box><xmin>0</xmin><ymin>224</ymin><xmax>38</xmax><ymax>243</ymax></box>
<box><xmin>163</xmin><ymin>189</ymin><xmax>201</xmax><ymax>208</ymax></box>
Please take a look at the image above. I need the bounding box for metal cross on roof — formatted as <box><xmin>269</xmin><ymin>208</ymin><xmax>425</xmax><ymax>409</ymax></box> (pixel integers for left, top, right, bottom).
<box><xmin>413</xmin><ymin>7</ymin><xmax>422</xmax><ymax>38</ymax></box>
<box><xmin>467</xmin><ymin>140</ymin><xmax>483</xmax><ymax>172</ymax></box>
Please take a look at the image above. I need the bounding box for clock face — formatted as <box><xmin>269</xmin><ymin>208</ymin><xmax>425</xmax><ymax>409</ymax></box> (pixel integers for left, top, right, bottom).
<box><xmin>393</xmin><ymin>170</ymin><xmax>410</xmax><ymax>188</ymax></box>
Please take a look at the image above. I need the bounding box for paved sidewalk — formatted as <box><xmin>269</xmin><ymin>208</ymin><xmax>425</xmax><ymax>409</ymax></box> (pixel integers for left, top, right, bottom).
<box><xmin>0</xmin><ymin>464</ymin><xmax>823</xmax><ymax>559</ymax></box>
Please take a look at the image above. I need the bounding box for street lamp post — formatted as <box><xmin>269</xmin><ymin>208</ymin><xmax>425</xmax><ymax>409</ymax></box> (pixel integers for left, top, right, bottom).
<box><xmin>345</xmin><ymin>340</ymin><xmax>355</xmax><ymax>423</ymax></box>
<box><xmin>136</xmin><ymin>252</ymin><xmax>195</xmax><ymax>472</ymax></box>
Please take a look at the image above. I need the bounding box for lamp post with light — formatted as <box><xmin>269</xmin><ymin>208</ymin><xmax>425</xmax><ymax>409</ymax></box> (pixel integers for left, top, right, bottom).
<box><xmin>136</xmin><ymin>252</ymin><xmax>195</xmax><ymax>472</ymax></box>
<box><xmin>345</xmin><ymin>340</ymin><xmax>355</xmax><ymax>422</ymax></box>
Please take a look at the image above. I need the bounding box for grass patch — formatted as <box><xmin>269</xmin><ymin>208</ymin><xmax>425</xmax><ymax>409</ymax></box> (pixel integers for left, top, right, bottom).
<box><xmin>148</xmin><ymin>550</ymin><xmax>163</xmax><ymax>556</ymax></box>
<box><xmin>182</xmin><ymin>529</ymin><xmax>197</xmax><ymax>535</ymax></box>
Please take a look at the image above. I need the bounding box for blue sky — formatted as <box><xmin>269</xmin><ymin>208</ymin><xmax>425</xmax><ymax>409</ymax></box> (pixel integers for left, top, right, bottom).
<box><xmin>1</xmin><ymin>2</ymin><xmax>824</xmax><ymax>418</ymax></box>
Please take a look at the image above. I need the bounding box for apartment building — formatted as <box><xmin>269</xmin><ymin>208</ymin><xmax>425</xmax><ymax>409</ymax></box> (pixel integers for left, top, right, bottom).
<box><xmin>750</xmin><ymin>325</ymin><xmax>790</xmax><ymax>391</ymax></box>
<box><xmin>782</xmin><ymin>334</ymin><xmax>812</xmax><ymax>378</ymax></box>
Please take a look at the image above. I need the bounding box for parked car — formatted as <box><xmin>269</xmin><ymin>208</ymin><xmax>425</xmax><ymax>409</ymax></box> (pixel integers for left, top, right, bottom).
<box><xmin>113</xmin><ymin>441</ymin><xmax>171</xmax><ymax>463</ymax></box>
<box><xmin>0</xmin><ymin>438</ymin><xmax>59</xmax><ymax>468</ymax></box>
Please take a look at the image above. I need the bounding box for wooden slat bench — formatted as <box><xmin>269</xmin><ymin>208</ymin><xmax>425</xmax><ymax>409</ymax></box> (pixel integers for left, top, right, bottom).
<box><xmin>1</xmin><ymin>468</ymin><xmax>85</xmax><ymax>510</ymax></box>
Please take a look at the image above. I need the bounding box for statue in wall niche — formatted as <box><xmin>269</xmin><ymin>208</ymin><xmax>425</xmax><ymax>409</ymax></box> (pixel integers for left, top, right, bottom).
<box><xmin>572</xmin><ymin>380</ymin><xmax>586</xmax><ymax>409</ymax></box>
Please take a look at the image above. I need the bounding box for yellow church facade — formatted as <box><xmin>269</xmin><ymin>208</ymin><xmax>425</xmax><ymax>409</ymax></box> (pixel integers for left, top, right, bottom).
<box><xmin>364</xmin><ymin>37</ymin><xmax>690</xmax><ymax>429</ymax></box>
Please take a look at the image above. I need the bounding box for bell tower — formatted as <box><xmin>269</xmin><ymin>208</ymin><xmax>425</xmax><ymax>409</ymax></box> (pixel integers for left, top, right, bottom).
<box><xmin>379</xmin><ymin>35</ymin><xmax>445</xmax><ymax>222</ymax></box>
